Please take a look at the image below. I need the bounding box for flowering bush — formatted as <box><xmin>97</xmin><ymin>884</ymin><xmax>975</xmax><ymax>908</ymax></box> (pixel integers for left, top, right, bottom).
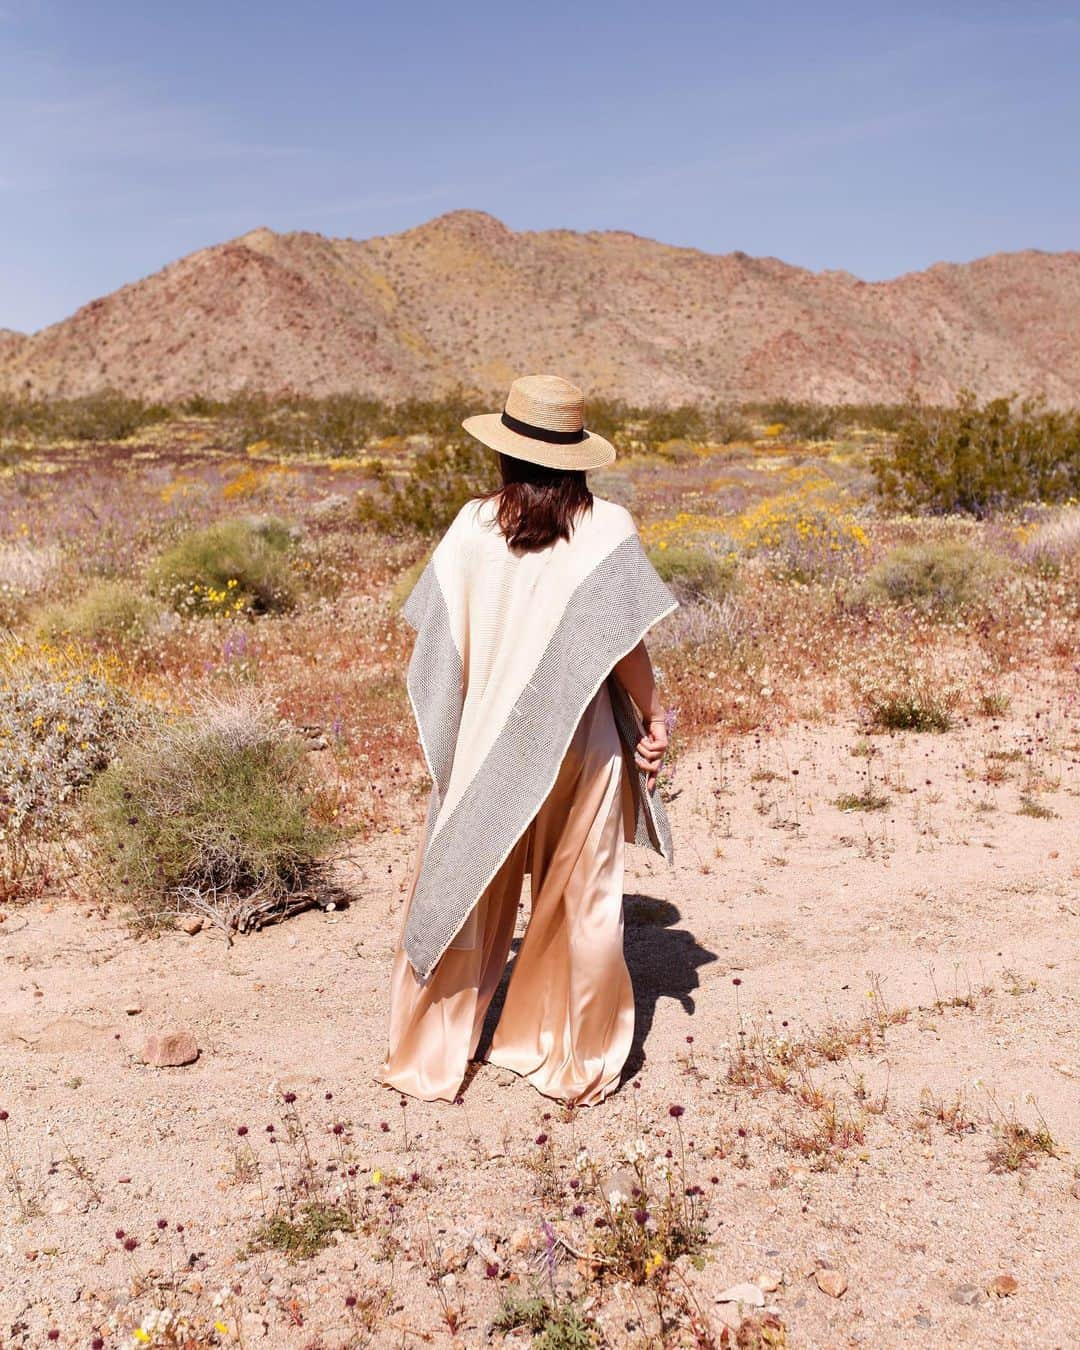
<box><xmin>852</xmin><ymin>651</ymin><xmax>965</xmax><ymax>732</ymax></box>
<box><xmin>727</xmin><ymin>486</ymin><xmax>869</xmax><ymax>581</ymax></box>
<box><xmin>572</xmin><ymin>1121</ymin><xmax>707</xmax><ymax>1285</ymax></box>
<box><xmin>148</xmin><ymin>515</ymin><xmax>298</xmax><ymax>616</ymax></box>
<box><xmin>0</xmin><ymin>637</ymin><xmax>141</xmax><ymax>897</ymax></box>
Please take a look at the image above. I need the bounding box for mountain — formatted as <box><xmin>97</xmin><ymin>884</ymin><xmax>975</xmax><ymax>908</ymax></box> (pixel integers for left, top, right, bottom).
<box><xmin>0</xmin><ymin>329</ymin><xmax>26</xmax><ymax>365</ymax></box>
<box><xmin>3</xmin><ymin>211</ymin><xmax>1079</xmax><ymax>406</ymax></box>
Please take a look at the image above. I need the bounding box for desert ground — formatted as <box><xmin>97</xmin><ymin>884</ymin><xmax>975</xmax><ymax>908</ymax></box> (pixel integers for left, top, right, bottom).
<box><xmin>1</xmin><ymin>402</ymin><xmax>1077</xmax><ymax>1347</ymax></box>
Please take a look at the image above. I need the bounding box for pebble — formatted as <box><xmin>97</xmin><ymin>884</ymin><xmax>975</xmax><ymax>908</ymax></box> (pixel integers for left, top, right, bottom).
<box><xmin>124</xmin><ymin>1004</ymin><xmax>142</xmax><ymax>1016</ymax></box>
<box><xmin>1070</xmin><ymin>1180</ymin><xmax>1080</xmax><ymax>1201</ymax></box>
<box><xmin>180</xmin><ymin>916</ymin><xmax>203</xmax><ymax>936</ymax></box>
<box><xmin>988</xmin><ymin>1274</ymin><xmax>1018</xmax><ymax>1298</ymax></box>
<box><xmin>716</xmin><ymin>1283</ymin><xmax>765</xmax><ymax>1307</ymax></box>
<box><xmin>140</xmin><ymin>1029</ymin><xmax>199</xmax><ymax>1067</ymax></box>
<box><xmin>756</xmin><ymin>1270</ymin><xmax>783</xmax><ymax>1293</ymax></box>
<box><xmin>815</xmin><ymin>1269</ymin><xmax>848</xmax><ymax>1298</ymax></box>
<box><xmin>950</xmin><ymin>1283</ymin><xmax>985</xmax><ymax>1306</ymax></box>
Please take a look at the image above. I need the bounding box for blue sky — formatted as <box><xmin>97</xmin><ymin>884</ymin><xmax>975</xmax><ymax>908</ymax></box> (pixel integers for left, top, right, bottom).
<box><xmin>1</xmin><ymin>1</ymin><xmax>1078</xmax><ymax>332</ymax></box>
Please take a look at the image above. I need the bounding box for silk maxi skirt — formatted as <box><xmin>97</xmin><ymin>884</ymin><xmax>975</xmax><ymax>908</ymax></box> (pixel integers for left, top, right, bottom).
<box><xmin>378</xmin><ymin>680</ymin><xmax>635</xmax><ymax>1107</ymax></box>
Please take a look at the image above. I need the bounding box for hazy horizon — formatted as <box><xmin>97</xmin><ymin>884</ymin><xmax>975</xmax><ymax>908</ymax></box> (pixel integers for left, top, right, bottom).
<box><xmin>2</xmin><ymin>1</ymin><xmax>1078</xmax><ymax>333</ymax></box>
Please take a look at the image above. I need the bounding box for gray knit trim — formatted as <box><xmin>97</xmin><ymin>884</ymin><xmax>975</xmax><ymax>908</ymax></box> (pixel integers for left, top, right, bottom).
<box><xmin>403</xmin><ymin>533</ymin><xmax>677</xmax><ymax>980</ymax></box>
<box><xmin>401</xmin><ymin>560</ymin><xmax>463</xmax><ymax>809</ymax></box>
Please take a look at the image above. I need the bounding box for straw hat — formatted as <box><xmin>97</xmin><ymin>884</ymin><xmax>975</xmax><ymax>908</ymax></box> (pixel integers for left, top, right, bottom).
<box><xmin>462</xmin><ymin>373</ymin><xmax>615</xmax><ymax>471</ymax></box>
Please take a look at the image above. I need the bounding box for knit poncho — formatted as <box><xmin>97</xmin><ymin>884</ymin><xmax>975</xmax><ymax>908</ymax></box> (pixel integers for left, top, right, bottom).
<box><xmin>400</xmin><ymin>494</ymin><xmax>678</xmax><ymax>980</ymax></box>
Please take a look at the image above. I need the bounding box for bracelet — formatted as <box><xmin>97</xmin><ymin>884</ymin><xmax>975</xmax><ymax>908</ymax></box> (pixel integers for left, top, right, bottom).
<box><xmin>646</xmin><ymin>714</ymin><xmax>668</xmax><ymax>726</ymax></box>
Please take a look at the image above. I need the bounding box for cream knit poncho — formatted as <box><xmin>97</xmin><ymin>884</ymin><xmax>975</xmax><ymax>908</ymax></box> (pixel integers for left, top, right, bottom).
<box><xmin>400</xmin><ymin>493</ymin><xmax>678</xmax><ymax>980</ymax></box>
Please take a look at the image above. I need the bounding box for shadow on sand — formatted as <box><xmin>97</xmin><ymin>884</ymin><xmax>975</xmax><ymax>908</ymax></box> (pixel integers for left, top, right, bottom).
<box><xmin>470</xmin><ymin>892</ymin><xmax>717</xmax><ymax>1087</ymax></box>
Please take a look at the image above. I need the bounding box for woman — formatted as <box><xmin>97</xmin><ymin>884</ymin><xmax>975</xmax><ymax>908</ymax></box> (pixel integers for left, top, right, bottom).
<box><xmin>377</xmin><ymin>374</ymin><xmax>678</xmax><ymax>1107</ymax></box>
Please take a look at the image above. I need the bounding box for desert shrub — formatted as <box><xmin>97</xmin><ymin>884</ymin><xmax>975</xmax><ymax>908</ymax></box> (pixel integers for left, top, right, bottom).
<box><xmin>874</xmin><ymin>390</ymin><xmax>1080</xmax><ymax>516</ymax></box>
<box><xmin>710</xmin><ymin>407</ymin><xmax>756</xmax><ymax>443</ymax></box>
<box><xmin>861</xmin><ymin>540</ymin><xmax>998</xmax><ymax>613</ymax></box>
<box><xmin>0</xmin><ymin>637</ymin><xmax>141</xmax><ymax>898</ymax></box>
<box><xmin>35</xmin><ymin>580</ymin><xmax>165</xmax><ymax>647</ymax></box>
<box><xmin>0</xmin><ymin>391</ymin><xmax>171</xmax><ymax>443</ymax></box>
<box><xmin>853</xmin><ymin>659</ymin><xmax>962</xmax><ymax>733</ymax></box>
<box><xmin>86</xmin><ymin>690</ymin><xmax>339</xmax><ymax>928</ymax></box>
<box><xmin>0</xmin><ymin>540</ymin><xmax>62</xmax><ymax>628</ymax></box>
<box><xmin>357</xmin><ymin>435</ymin><xmax>497</xmax><ymax>536</ymax></box>
<box><xmin>149</xmin><ymin>515</ymin><xmax>298</xmax><ymax>615</ymax></box>
<box><xmin>648</xmin><ymin>544</ymin><xmax>737</xmax><ymax>603</ymax></box>
<box><xmin>744</xmin><ymin>399</ymin><xmax>845</xmax><ymax>442</ymax></box>
<box><xmin>1016</xmin><ymin>505</ymin><xmax>1080</xmax><ymax>575</ymax></box>
<box><xmin>205</xmin><ymin>389</ymin><xmax>477</xmax><ymax>456</ymax></box>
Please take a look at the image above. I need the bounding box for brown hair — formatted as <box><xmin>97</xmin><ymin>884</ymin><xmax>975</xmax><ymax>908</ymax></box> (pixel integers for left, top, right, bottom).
<box><xmin>481</xmin><ymin>452</ymin><xmax>593</xmax><ymax>550</ymax></box>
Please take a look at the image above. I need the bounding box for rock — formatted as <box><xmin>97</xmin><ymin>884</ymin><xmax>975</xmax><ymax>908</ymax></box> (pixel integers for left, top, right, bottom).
<box><xmin>950</xmin><ymin>1283</ymin><xmax>985</xmax><ymax>1306</ymax></box>
<box><xmin>509</xmin><ymin>1227</ymin><xmax>533</xmax><ymax>1254</ymax></box>
<box><xmin>756</xmin><ymin>1270</ymin><xmax>783</xmax><ymax>1293</ymax></box>
<box><xmin>714</xmin><ymin>1303</ymin><xmax>742</xmax><ymax>1332</ymax></box>
<box><xmin>1070</xmin><ymin>1180</ymin><xmax>1080</xmax><ymax>1201</ymax></box>
<box><xmin>716</xmin><ymin>1283</ymin><xmax>765</xmax><ymax>1307</ymax></box>
<box><xmin>140</xmin><ymin>1029</ymin><xmax>199</xmax><ymax>1067</ymax></box>
<box><xmin>815</xmin><ymin>1269</ymin><xmax>848</xmax><ymax>1298</ymax></box>
<box><xmin>988</xmin><ymin>1274</ymin><xmax>1018</xmax><ymax>1298</ymax></box>
<box><xmin>124</xmin><ymin>1004</ymin><xmax>142</xmax><ymax>1016</ymax></box>
<box><xmin>179</xmin><ymin>916</ymin><xmax>203</xmax><ymax>936</ymax></box>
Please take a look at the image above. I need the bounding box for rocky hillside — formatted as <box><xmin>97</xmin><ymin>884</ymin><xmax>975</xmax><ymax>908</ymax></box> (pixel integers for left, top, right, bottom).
<box><xmin>3</xmin><ymin>211</ymin><xmax>1079</xmax><ymax>406</ymax></box>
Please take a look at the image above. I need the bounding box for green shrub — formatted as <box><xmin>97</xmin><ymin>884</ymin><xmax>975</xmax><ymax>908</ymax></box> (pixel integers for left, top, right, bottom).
<box><xmin>86</xmin><ymin>691</ymin><xmax>339</xmax><ymax>928</ymax></box>
<box><xmin>491</xmin><ymin>1294</ymin><xmax>598</xmax><ymax>1349</ymax></box>
<box><xmin>648</xmin><ymin>544</ymin><xmax>737</xmax><ymax>603</ymax></box>
<box><xmin>853</xmin><ymin>653</ymin><xmax>964</xmax><ymax>733</ymax></box>
<box><xmin>861</xmin><ymin>540</ymin><xmax>998</xmax><ymax>612</ymax></box>
<box><xmin>745</xmin><ymin>399</ymin><xmax>845</xmax><ymax>442</ymax></box>
<box><xmin>874</xmin><ymin>390</ymin><xmax>1080</xmax><ymax>516</ymax></box>
<box><xmin>0</xmin><ymin>391</ymin><xmax>171</xmax><ymax>444</ymax></box>
<box><xmin>35</xmin><ymin>580</ymin><xmax>164</xmax><ymax>647</ymax></box>
<box><xmin>149</xmin><ymin>515</ymin><xmax>297</xmax><ymax>615</ymax></box>
<box><xmin>357</xmin><ymin>436</ymin><xmax>497</xmax><ymax>536</ymax></box>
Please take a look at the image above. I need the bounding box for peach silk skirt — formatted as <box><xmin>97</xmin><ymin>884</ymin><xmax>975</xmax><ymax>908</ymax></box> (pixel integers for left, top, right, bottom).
<box><xmin>378</xmin><ymin>679</ymin><xmax>635</xmax><ymax>1107</ymax></box>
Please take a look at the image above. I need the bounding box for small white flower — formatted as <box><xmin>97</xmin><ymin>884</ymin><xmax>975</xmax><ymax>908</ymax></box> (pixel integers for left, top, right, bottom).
<box><xmin>574</xmin><ymin>1148</ymin><xmax>592</xmax><ymax>1172</ymax></box>
<box><xmin>606</xmin><ymin>1186</ymin><xmax>630</xmax><ymax>1210</ymax></box>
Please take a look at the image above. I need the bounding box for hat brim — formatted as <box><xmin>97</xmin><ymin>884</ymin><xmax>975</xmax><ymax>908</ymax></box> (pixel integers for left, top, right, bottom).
<box><xmin>462</xmin><ymin>413</ymin><xmax>615</xmax><ymax>471</ymax></box>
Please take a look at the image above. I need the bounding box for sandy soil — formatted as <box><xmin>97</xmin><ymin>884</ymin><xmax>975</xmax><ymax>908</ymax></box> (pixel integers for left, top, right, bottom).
<box><xmin>1</xmin><ymin>694</ymin><xmax>1077</xmax><ymax>1348</ymax></box>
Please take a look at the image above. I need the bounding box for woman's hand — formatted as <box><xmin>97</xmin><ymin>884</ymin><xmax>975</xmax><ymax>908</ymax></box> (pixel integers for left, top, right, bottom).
<box><xmin>635</xmin><ymin>715</ymin><xmax>668</xmax><ymax>792</ymax></box>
